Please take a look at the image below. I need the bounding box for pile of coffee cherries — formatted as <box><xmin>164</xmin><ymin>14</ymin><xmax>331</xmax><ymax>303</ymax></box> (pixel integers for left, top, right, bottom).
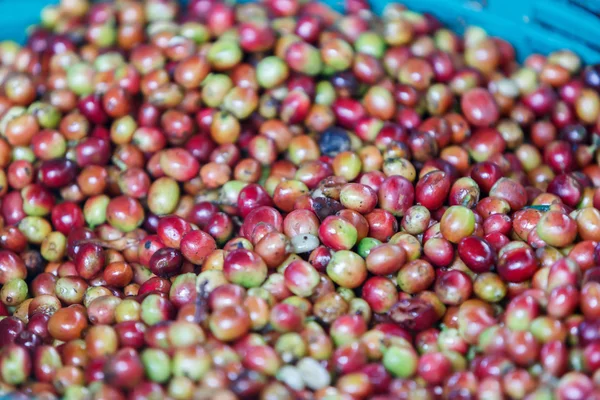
<box><xmin>1</xmin><ymin>0</ymin><xmax>600</xmax><ymax>398</ymax></box>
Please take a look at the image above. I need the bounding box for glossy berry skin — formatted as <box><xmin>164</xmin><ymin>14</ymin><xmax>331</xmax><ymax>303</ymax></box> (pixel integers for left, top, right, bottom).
<box><xmin>74</xmin><ymin>243</ymin><xmax>105</xmax><ymax>280</ymax></box>
<box><xmin>318</xmin><ymin>215</ymin><xmax>358</xmax><ymax>251</ymax></box>
<box><xmin>440</xmin><ymin>206</ymin><xmax>476</xmax><ymax>243</ymax></box>
<box><xmin>366</xmin><ymin>243</ymin><xmax>406</xmax><ymax>275</ymax></box>
<box><xmin>180</xmin><ymin>230</ymin><xmax>217</xmax><ymax>265</ymax></box>
<box><xmin>389</xmin><ymin>297</ymin><xmax>439</xmax><ymax>332</ymax></box>
<box><xmin>157</xmin><ymin>215</ymin><xmax>192</xmax><ymax>249</ymax></box>
<box><xmin>209</xmin><ymin>305</ymin><xmax>251</xmax><ymax>342</ymax></box>
<box><xmin>283</xmin><ymin>260</ymin><xmax>320</xmax><ymax>297</ymax></box>
<box><xmin>470</xmin><ymin>162</ymin><xmax>502</xmax><ymax>194</ymax></box>
<box><xmin>330</xmin><ymin>314</ymin><xmax>367</xmax><ymax>347</ymax></box>
<box><xmin>461</xmin><ymin>88</ymin><xmax>500</xmax><ymax>127</ymax></box>
<box><xmin>223</xmin><ymin>249</ymin><xmax>267</xmax><ymax>288</ymax></box>
<box><xmin>435</xmin><ymin>269</ymin><xmax>473</xmax><ymax>306</ymax></box>
<box><xmin>103</xmin><ymin>347</ymin><xmax>144</xmax><ymax>390</ymax></box>
<box><xmin>415</xmin><ymin>170</ymin><xmax>451</xmax><ymax>210</ymax></box>
<box><xmin>51</xmin><ymin>202</ymin><xmax>85</xmax><ymax>235</ymax></box>
<box><xmin>237</xmin><ymin>184</ymin><xmax>274</xmax><ymax>218</ymax></box>
<box><xmin>458</xmin><ymin>236</ymin><xmax>496</xmax><ymax>273</ymax></box>
<box><xmin>240</xmin><ymin>206</ymin><xmax>283</xmax><ymax>240</ymax></box>
<box><xmin>362</xmin><ymin>276</ymin><xmax>398</xmax><ymax>313</ymax></box>
<box><xmin>378</xmin><ymin>176</ymin><xmax>415</xmax><ymax>217</ymax></box>
<box><xmin>340</xmin><ymin>183</ymin><xmax>378</xmax><ymax>214</ymax></box>
<box><xmin>37</xmin><ymin>159</ymin><xmax>78</xmax><ymax>189</ymax></box>
<box><xmin>497</xmin><ymin>246</ymin><xmax>539</xmax><ymax>283</ymax></box>
<box><xmin>327</xmin><ymin>250</ymin><xmax>368</xmax><ymax>289</ymax></box>
<box><xmin>47</xmin><ymin>306</ymin><xmax>88</xmax><ymax>342</ymax></box>
<box><xmin>418</xmin><ymin>352</ymin><xmax>453</xmax><ymax>384</ymax></box>
<box><xmin>148</xmin><ymin>247</ymin><xmax>183</xmax><ymax>278</ymax></box>
<box><xmin>106</xmin><ymin>196</ymin><xmax>145</xmax><ymax>233</ymax></box>
<box><xmin>537</xmin><ymin>210</ymin><xmax>577</xmax><ymax>248</ymax></box>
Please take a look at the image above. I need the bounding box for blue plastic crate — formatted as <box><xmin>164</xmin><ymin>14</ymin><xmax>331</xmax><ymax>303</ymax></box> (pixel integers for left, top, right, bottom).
<box><xmin>0</xmin><ymin>0</ymin><xmax>599</xmax><ymax>63</ymax></box>
<box><xmin>395</xmin><ymin>0</ymin><xmax>600</xmax><ymax>64</ymax></box>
